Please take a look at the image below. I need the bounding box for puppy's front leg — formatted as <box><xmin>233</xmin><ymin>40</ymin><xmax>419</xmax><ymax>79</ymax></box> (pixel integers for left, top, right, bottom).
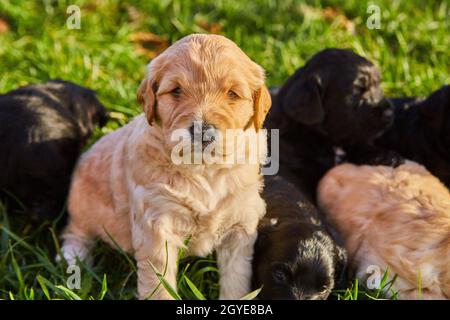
<box><xmin>132</xmin><ymin>185</ymin><xmax>196</xmax><ymax>300</ymax></box>
<box><xmin>216</xmin><ymin>228</ymin><xmax>257</xmax><ymax>300</ymax></box>
<box><xmin>132</xmin><ymin>221</ymin><xmax>181</xmax><ymax>300</ymax></box>
<box><xmin>132</xmin><ymin>209</ymin><xmax>183</xmax><ymax>300</ymax></box>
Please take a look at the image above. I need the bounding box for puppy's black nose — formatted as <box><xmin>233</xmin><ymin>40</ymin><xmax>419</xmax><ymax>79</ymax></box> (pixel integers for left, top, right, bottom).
<box><xmin>189</xmin><ymin>122</ymin><xmax>217</xmax><ymax>145</ymax></box>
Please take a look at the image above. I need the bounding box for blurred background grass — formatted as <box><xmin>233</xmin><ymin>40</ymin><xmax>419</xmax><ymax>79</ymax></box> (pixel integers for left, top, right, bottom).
<box><xmin>0</xmin><ymin>0</ymin><xmax>448</xmax><ymax>300</ymax></box>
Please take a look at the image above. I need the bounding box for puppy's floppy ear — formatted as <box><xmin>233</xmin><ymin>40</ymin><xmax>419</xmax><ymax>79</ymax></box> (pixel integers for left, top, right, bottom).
<box><xmin>253</xmin><ymin>85</ymin><xmax>272</xmax><ymax>131</ymax></box>
<box><xmin>418</xmin><ymin>86</ymin><xmax>449</xmax><ymax>132</ymax></box>
<box><xmin>137</xmin><ymin>77</ymin><xmax>157</xmax><ymax>125</ymax></box>
<box><xmin>282</xmin><ymin>75</ymin><xmax>324</xmax><ymax>126</ymax></box>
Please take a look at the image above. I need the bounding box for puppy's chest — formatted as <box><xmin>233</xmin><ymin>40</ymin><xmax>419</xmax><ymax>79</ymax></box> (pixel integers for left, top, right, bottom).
<box><xmin>176</xmin><ymin>173</ymin><xmax>246</xmax><ymax>256</ymax></box>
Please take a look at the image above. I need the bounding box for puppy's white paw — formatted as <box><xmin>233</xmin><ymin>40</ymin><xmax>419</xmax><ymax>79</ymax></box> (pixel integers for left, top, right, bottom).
<box><xmin>56</xmin><ymin>234</ymin><xmax>94</xmax><ymax>266</ymax></box>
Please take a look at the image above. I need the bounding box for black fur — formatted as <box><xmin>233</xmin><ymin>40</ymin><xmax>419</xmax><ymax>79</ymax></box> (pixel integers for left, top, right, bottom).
<box><xmin>0</xmin><ymin>79</ymin><xmax>108</xmax><ymax>223</ymax></box>
<box><xmin>265</xmin><ymin>48</ymin><xmax>403</xmax><ymax>198</ymax></box>
<box><xmin>376</xmin><ymin>85</ymin><xmax>450</xmax><ymax>187</ymax></box>
<box><xmin>252</xmin><ymin>175</ymin><xmax>347</xmax><ymax>300</ymax></box>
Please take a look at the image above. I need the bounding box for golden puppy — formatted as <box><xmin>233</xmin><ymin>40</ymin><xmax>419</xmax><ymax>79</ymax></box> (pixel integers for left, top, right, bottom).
<box><xmin>59</xmin><ymin>34</ymin><xmax>271</xmax><ymax>300</ymax></box>
<box><xmin>317</xmin><ymin>162</ymin><xmax>450</xmax><ymax>300</ymax></box>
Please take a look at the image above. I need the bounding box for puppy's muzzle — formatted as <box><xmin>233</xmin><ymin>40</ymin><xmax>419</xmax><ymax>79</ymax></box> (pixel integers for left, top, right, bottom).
<box><xmin>189</xmin><ymin>122</ymin><xmax>217</xmax><ymax>148</ymax></box>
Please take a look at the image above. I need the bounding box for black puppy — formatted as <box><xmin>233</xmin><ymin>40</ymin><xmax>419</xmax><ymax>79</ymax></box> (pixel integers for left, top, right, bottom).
<box><xmin>266</xmin><ymin>48</ymin><xmax>402</xmax><ymax>198</ymax></box>
<box><xmin>376</xmin><ymin>85</ymin><xmax>450</xmax><ymax>187</ymax></box>
<box><xmin>252</xmin><ymin>175</ymin><xmax>347</xmax><ymax>300</ymax></box>
<box><xmin>0</xmin><ymin>80</ymin><xmax>108</xmax><ymax>222</ymax></box>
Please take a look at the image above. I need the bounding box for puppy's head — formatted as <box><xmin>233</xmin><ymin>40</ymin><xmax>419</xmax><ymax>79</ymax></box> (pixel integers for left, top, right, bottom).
<box><xmin>253</xmin><ymin>219</ymin><xmax>346</xmax><ymax>300</ymax></box>
<box><xmin>137</xmin><ymin>34</ymin><xmax>271</xmax><ymax>162</ymax></box>
<box><xmin>418</xmin><ymin>85</ymin><xmax>450</xmax><ymax>145</ymax></box>
<box><xmin>45</xmin><ymin>79</ymin><xmax>109</xmax><ymax>141</ymax></box>
<box><xmin>280</xmin><ymin>48</ymin><xmax>393</xmax><ymax>146</ymax></box>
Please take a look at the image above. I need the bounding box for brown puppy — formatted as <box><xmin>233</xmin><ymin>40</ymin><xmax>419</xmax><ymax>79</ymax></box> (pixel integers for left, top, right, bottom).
<box><xmin>59</xmin><ymin>34</ymin><xmax>271</xmax><ymax>300</ymax></box>
<box><xmin>318</xmin><ymin>162</ymin><xmax>450</xmax><ymax>299</ymax></box>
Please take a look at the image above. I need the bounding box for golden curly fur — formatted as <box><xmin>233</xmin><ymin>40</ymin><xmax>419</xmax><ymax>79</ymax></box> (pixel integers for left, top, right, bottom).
<box><xmin>317</xmin><ymin>162</ymin><xmax>450</xmax><ymax>300</ymax></box>
<box><xmin>59</xmin><ymin>34</ymin><xmax>271</xmax><ymax>300</ymax></box>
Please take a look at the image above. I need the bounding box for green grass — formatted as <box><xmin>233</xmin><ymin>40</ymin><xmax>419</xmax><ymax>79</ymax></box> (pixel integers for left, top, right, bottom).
<box><xmin>0</xmin><ymin>0</ymin><xmax>448</xmax><ymax>300</ymax></box>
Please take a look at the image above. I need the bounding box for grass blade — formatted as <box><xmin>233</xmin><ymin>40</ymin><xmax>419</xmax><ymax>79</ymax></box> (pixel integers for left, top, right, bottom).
<box><xmin>55</xmin><ymin>285</ymin><xmax>82</xmax><ymax>300</ymax></box>
<box><xmin>99</xmin><ymin>274</ymin><xmax>108</xmax><ymax>300</ymax></box>
<box><xmin>240</xmin><ymin>287</ymin><xmax>262</xmax><ymax>300</ymax></box>
<box><xmin>37</xmin><ymin>275</ymin><xmax>51</xmax><ymax>300</ymax></box>
<box><xmin>147</xmin><ymin>259</ymin><xmax>181</xmax><ymax>300</ymax></box>
<box><xmin>183</xmin><ymin>275</ymin><xmax>206</xmax><ymax>300</ymax></box>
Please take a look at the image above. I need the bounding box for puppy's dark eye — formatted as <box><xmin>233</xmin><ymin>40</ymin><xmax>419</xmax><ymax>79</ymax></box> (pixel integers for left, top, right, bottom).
<box><xmin>227</xmin><ymin>90</ymin><xmax>239</xmax><ymax>100</ymax></box>
<box><xmin>170</xmin><ymin>87</ymin><xmax>182</xmax><ymax>97</ymax></box>
<box><xmin>273</xmin><ymin>269</ymin><xmax>287</xmax><ymax>283</ymax></box>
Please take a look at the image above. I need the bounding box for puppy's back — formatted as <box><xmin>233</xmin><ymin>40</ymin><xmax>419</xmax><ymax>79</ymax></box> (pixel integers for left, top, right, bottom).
<box><xmin>0</xmin><ymin>84</ymin><xmax>83</xmax><ymax>221</ymax></box>
<box><xmin>318</xmin><ymin>162</ymin><xmax>450</xmax><ymax>299</ymax></box>
<box><xmin>65</xmin><ymin>115</ymin><xmax>148</xmax><ymax>250</ymax></box>
<box><xmin>263</xmin><ymin>175</ymin><xmax>320</xmax><ymax>223</ymax></box>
